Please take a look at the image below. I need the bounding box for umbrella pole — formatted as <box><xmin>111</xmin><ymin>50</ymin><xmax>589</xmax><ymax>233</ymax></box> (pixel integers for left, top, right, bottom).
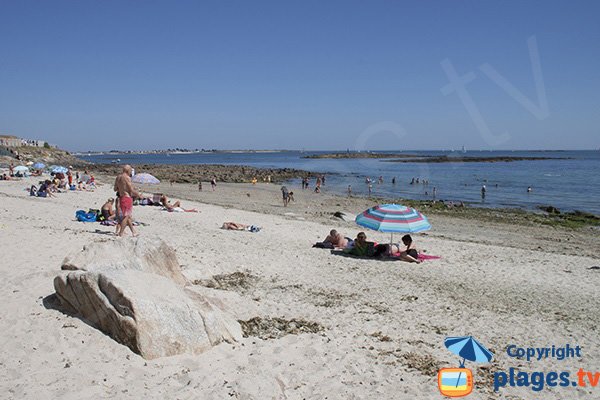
<box><xmin>455</xmin><ymin>358</ymin><xmax>466</xmax><ymax>387</ymax></box>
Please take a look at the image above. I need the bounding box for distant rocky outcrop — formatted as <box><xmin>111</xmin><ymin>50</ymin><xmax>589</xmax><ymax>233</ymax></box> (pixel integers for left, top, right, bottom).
<box><xmin>0</xmin><ymin>145</ymin><xmax>86</xmax><ymax>167</ymax></box>
<box><xmin>384</xmin><ymin>155</ymin><xmax>568</xmax><ymax>163</ymax></box>
<box><xmin>53</xmin><ymin>237</ymin><xmax>242</xmax><ymax>359</ymax></box>
<box><xmin>303</xmin><ymin>152</ymin><xmax>418</xmax><ymax>159</ymax></box>
<box><xmin>87</xmin><ymin>163</ymin><xmax>319</xmax><ymax>183</ymax></box>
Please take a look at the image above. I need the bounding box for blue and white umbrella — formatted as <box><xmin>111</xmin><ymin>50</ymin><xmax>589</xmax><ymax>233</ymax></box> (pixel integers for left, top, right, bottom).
<box><xmin>33</xmin><ymin>162</ymin><xmax>45</xmax><ymax>169</ymax></box>
<box><xmin>50</xmin><ymin>165</ymin><xmax>68</xmax><ymax>174</ymax></box>
<box><xmin>13</xmin><ymin>165</ymin><xmax>29</xmax><ymax>173</ymax></box>
<box><xmin>445</xmin><ymin>336</ymin><xmax>493</xmax><ymax>365</ymax></box>
<box><xmin>132</xmin><ymin>173</ymin><xmax>160</xmax><ymax>185</ymax></box>
<box><xmin>445</xmin><ymin>336</ymin><xmax>493</xmax><ymax>388</ymax></box>
<box><xmin>355</xmin><ymin>203</ymin><xmax>431</xmax><ymax>243</ymax></box>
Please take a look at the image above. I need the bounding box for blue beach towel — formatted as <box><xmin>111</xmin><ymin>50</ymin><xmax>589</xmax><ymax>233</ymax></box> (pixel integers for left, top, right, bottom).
<box><xmin>75</xmin><ymin>210</ymin><xmax>97</xmax><ymax>222</ymax></box>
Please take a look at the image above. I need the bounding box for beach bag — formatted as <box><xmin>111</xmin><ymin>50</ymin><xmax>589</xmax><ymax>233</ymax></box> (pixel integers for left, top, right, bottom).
<box><xmin>75</xmin><ymin>210</ymin><xmax>97</xmax><ymax>222</ymax></box>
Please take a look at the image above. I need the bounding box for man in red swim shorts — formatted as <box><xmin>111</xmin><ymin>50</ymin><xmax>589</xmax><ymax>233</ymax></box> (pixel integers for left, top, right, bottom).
<box><xmin>114</xmin><ymin>165</ymin><xmax>140</xmax><ymax>237</ymax></box>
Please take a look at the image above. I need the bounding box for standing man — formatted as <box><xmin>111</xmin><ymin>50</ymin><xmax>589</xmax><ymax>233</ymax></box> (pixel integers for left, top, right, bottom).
<box><xmin>281</xmin><ymin>185</ymin><xmax>289</xmax><ymax>207</ymax></box>
<box><xmin>481</xmin><ymin>184</ymin><xmax>486</xmax><ymax>199</ymax></box>
<box><xmin>114</xmin><ymin>165</ymin><xmax>140</xmax><ymax>237</ymax></box>
<box><xmin>211</xmin><ymin>176</ymin><xmax>217</xmax><ymax>191</ymax></box>
<box><xmin>67</xmin><ymin>167</ymin><xmax>73</xmax><ymax>187</ymax></box>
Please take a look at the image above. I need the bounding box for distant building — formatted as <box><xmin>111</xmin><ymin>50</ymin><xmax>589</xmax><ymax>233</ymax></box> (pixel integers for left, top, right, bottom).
<box><xmin>22</xmin><ymin>139</ymin><xmax>46</xmax><ymax>147</ymax></box>
<box><xmin>0</xmin><ymin>135</ymin><xmax>22</xmax><ymax>147</ymax></box>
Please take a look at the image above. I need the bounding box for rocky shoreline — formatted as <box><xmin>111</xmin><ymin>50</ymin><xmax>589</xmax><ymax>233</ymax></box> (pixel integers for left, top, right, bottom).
<box><xmin>302</xmin><ymin>152</ymin><xmax>418</xmax><ymax>159</ymax></box>
<box><xmin>82</xmin><ymin>163</ymin><xmax>320</xmax><ymax>183</ymax></box>
<box><xmin>385</xmin><ymin>155</ymin><xmax>569</xmax><ymax>163</ymax></box>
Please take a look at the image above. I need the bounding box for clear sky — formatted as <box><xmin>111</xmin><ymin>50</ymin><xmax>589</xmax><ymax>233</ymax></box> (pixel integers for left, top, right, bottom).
<box><xmin>1</xmin><ymin>0</ymin><xmax>598</xmax><ymax>151</ymax></box>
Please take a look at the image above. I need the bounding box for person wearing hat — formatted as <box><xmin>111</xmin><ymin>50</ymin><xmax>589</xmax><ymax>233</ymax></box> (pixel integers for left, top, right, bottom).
<box><xmin>101</xmin><ymin>197</ymin><xmax>116</xmax><ymax>221</ymax></box>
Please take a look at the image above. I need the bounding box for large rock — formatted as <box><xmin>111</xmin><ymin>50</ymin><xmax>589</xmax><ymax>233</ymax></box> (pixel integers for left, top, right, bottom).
<box><xmin>55</xmin><ymin>236</ymin><xmax>242</xmax><ymax>359</ymax></box>
<box><xmin>61</xmin><ymin>237</ymin><xmax>187</xmax><ymax>286</ymax></box>
<box><xmin>54</xmin><ymin>269</ymin><xmax>242</xmax><ymax>359</ymax></box>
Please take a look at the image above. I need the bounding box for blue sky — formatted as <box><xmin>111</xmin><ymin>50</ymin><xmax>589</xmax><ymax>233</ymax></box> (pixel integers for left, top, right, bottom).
<box><xmin>0</xmin><ymin>0</ymin><xmax>598</xmax><ymax>151</ymax></box>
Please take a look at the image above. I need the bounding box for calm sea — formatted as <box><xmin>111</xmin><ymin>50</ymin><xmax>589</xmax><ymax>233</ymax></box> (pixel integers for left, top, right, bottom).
<box><xmin>80</xmin><ymin>150</ymin><xmax>600</xmax><ymax>215</ymax></box>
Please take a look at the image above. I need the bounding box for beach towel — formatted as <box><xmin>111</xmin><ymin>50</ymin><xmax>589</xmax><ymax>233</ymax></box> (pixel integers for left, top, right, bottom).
<box><xmin>75</xmin><ymin>210</ymin><xmax>97</xmax><ymax>222</ymax></box>
<box><xmin>391</xmin><ymin>252</ymin><xmax>441</xmax><ymax>261</ymax></box>
<box><xmin>313</xmin><ymin>242</ymin><xmax>335</xmax><ymax>249</ymax></box>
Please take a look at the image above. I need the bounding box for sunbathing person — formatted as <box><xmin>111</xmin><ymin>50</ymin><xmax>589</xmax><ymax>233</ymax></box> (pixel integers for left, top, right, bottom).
<box><xmin>101</xmin><ymin>198</ymin><xmax>116</xmax><ymax>221</ymax></box>
<box><xmin>323</xmin><ymin>229</ymin><xmax>353</xmax><ymax>248</ymax></box>
<box><xmin>345</xmin><ymin>232</ymin><xmax>378</xmax><ymax>257</ymax></box>
<box><xmin>160</xmin><ymin>194</ymin><xmax>198</xmax><ymax>212</ymax></box>
<box><xmin>35</xmin><ymin>180</ymin><xmax>55</xmax><ymax>197</ymax></box>
<box><xmin>221</xmin><ymin>222</ymin><xmax>249</xmax><ymax>230</ymax></box>
<box><xmin>221</xmin><ymin>222</ymin><xmax>261</xmax><ymax>232</ymax></box>
<box><xmin>344</xmin><ymin>232</ymin><xmax>407</xmax><ymax>259</ymax></box>
<box><xmin>160</xmin><ymin>194</ymin><xmax>181</xmax><ymax>209</ymax></box>
<box><xmin>398</xmin><ymin>234</ymin><xmax>421</xmax><ymax>263</ymax></box>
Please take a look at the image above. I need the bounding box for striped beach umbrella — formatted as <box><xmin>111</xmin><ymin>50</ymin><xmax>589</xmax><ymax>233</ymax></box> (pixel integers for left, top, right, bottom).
<box><xmin>355</xmin><ymin>203</ymin><xmax>431</xmax><ymax>244</ymax></box>
<box><xmin>132</xmin><ymin>173</ymin><xmax>160</xmax><ymax>185</ymax></box>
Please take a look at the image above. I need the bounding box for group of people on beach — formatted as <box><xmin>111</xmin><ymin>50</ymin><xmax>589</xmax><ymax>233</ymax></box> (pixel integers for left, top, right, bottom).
<box><xmin>300</xmin><ymin>175</ymin><xmax>326</xmax><ymax>193</ymax></box>
<box><xmin>111</xmin><ymin>165</ymin><xmax>201</xmax><ymax>237</ymax></box>
<box><xmin>26</xmin><ymin>167</ymin><xmax>95</xmax><ymax>198</ymax></box>
<box><xmin>316</xmin><ymin>229</ymin><xmax>422</xmax><ymax>263</ymax></box>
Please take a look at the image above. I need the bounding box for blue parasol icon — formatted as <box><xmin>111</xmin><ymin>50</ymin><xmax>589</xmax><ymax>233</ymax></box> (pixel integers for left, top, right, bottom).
<box><xmin>444</xmin><ymin>336</ymin><xmax>493</xmax><ymax>387</ymax></box>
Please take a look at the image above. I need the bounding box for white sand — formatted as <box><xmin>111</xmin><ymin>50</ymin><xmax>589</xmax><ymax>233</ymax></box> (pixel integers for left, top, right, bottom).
<box><xmin>1</xmin><ymin>176</ymin><xmax>599</xmax><ymax>399</ymax></box>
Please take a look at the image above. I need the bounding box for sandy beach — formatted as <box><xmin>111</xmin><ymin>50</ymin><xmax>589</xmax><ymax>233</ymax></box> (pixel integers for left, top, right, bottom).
<box><xmin>1</xmin><ymin>176</ymin><xmax>599</xmax><ymax>399</ymax></box>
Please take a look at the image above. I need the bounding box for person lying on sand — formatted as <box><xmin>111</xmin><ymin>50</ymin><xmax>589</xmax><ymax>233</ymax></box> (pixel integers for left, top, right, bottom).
<box><xmin>160</xmin><ymin>194</ymin><xmax>198</xmax><ymax>212</ymax></box>
<box><xmin>221</xmin><ymin>222</ymin><xmax>261</xmax><ymax>232</ymax></box>
<box><xmin>222</xmin><ymin>222</ymin><xmax>248</xmax><ymax>230</ymax></box>
<box><xmin>345</xmin><ymin>232</ymin><xmax>377</xmax><ymax>256</ymax></box>
<box><xmin>343</xmin><ymin>232</ymin><xmax>421</xmax><ymax>262</ymax></box>
<box><xmin>160</xmin><ymin>194</ymin><xmax>180</xmax><ymax>209</ymax></box>
<box><xmin>320</xmin><ymin>229</ymin><xmax>353</xmax><ymax>249</ymax></box>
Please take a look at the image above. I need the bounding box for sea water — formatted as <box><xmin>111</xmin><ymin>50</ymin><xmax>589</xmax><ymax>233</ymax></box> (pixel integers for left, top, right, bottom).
<box><xmin>79</xmin><ymin>150</ymin><xmax>600</xmax><ymax>215</ymax></box>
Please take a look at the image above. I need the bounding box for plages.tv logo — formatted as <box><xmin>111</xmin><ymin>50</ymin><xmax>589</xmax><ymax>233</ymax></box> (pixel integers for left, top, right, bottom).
<box><xmin>438</xmin><ymin>336</ymin><xmax>494</xmax><ymax>397</ymax></box>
